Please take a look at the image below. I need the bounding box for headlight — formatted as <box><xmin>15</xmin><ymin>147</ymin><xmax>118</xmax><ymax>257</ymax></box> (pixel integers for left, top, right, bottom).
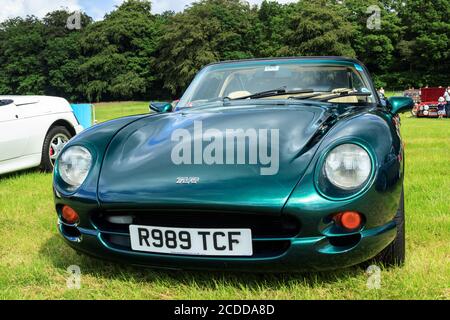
<box><xmin>323</xmin><ymin>144</ymin><xmax>372</xmax><ymax>190</ymax></box>
<box><xmin>58</xmin><ymin>146</ymin><xmax>92</xmax><ymax>190</ymax></box>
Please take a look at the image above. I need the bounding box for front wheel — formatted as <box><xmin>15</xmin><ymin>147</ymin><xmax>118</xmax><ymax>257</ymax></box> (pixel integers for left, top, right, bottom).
<box><xmin>40</xmin><ymin>126</ymin><xmax>72</xmax><ymax>172</ymax></box>
<box><xmin>371</xmin><ymin>189</ymin><xmax>406</xmax><ymax>267</ymax></box>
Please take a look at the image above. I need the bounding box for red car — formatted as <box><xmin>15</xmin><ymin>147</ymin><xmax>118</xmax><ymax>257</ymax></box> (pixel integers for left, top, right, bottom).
<box><xmin>413</xmin><ymin>87</ymin><xmax>447</xmax><ymax>118</ymax></box>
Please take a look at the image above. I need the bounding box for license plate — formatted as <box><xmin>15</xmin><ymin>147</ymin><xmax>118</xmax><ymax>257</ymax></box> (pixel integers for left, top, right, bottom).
<box><xmin>129</xmin><ymin>225</ymin><xmax>253</xmax><ymax>256</ymax></box>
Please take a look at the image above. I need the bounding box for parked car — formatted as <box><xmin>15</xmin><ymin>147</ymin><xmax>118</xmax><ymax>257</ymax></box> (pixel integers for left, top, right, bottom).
<box><xmin>54</xmin><ymin>57</ymin><xmax>412</xmax><ymax>272</ymax></box>
<box><xmin>413</xmin><ymin>87</ymin><xmax>447</xmax><ymax>118</ymax></box>
<box><xmin>0</xmin><ymin>96</ymin><xmax>83</xmax><ymax>175</ymax></box>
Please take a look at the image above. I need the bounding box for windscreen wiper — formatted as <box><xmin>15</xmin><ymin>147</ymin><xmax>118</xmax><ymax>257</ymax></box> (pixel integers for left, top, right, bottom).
<box><xmin>232</xmin><ymin>88</ymin><xmax>314</xmax><ymax>100</ymax></box>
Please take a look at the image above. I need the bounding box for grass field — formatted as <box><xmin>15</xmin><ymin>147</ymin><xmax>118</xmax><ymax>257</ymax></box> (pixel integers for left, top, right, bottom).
<box><xmin>0</xmin><ymin>102</ymin><xmax>449</xmax><ymax>300</ymax></box>
<box><xmin>93</xmin><ymin>101</ymin><xmax>149</xmax><ymax>123</ymax></box>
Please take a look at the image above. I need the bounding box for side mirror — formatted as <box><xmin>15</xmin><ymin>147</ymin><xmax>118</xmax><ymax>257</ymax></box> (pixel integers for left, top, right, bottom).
<box><xmin>149</xmin><ymin>101</ymin><xmax>173</xmax><ymax>113</ymax></box>
<box><xmin>388</xmin><ymin>97</ymin><xmax>414</xmax><ymax>114</ymax></box>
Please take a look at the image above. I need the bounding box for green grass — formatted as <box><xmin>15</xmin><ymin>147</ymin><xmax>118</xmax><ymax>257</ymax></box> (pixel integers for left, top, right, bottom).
<box><xmin>385</xmin><ymin>91</ymin><xmax>402</xmax><ymax>98</ymax></box>
<box><xmin>93</xmin><ymin>101</ymin><xmax>149</xmax><ymax>123</ymax></box>
<box><xmin>0</xmin><ymin>102</ymin><xmax>449</xmax><ymax>300</ymax></box>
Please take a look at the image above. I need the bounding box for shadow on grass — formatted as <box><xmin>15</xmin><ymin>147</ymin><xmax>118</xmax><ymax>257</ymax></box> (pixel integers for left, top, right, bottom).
<box><xmin>0</xmin><ymin>168</ymin><xmax>46</xmax><ymax>181</ymax></box>
<box><xmin>40</xmin><ymin>234</ymin><xmax>364</xmax><ymax>291</ymax></box>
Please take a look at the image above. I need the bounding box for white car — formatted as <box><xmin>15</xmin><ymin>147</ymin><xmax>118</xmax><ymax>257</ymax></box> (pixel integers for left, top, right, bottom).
<box><xmin>0</xmin><ymin>96</ymin><xmax>83</xmax><ymax>175</ymax></box>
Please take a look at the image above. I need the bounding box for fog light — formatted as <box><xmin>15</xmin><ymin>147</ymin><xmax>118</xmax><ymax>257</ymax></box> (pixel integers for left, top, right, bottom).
<box><xmin>62</xmin><ymin>205</ymin><xmax>79</xmax><ymax>224</ymax></box>
<box><xmin>334</xmin><ymin>211</ymin><xmax>362</xmax><ymax>230</ymax></box>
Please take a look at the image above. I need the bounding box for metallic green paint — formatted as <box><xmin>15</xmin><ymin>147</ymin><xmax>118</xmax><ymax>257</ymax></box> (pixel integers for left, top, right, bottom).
<box><xmin>53</xmin><ymin>57</ymin><xmax>405</xmax><ymax>272</ymax></box>
<box><xmin>150</xmin><ymin>101</ymin><xmax>173</xmax><ymax>113</ymax></box>
<box><xmin>388</xmin><ymin>96</ymin><xmax>415</xmax><ymax>115</ymax></box>
<box><xmin>98</xmin><ymin>102</ymin><xmax>329</xmax><ymax>212</ymax></box>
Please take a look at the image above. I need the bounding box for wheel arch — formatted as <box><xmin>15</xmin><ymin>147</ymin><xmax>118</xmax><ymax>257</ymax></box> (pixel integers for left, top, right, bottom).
<box><xmin>40</xmin><ymin>119</ymin><xmax>75</xmax><ymax>172</ymax></box>
<box><xmin>47</xmin><ymin>119</ymin><xmax>77</xmax><ymax>138</ymax></box>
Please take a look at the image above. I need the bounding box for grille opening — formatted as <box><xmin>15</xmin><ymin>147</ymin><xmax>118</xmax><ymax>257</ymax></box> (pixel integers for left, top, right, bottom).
<box><xmin>60</xmin><ymin>224</ymin><xmax>81</xmax><ymax>239</ymax></box>
<box><xmin>104</xmin><ymin>234</ymin><xmax>131</xmax><ymax>248</ymax></box>
<box><xmin>328</xmin><ymin>234</ymin><xmax>361</xmax><ymax>248</ymax></box>
<box><xmin>102</xmin><ymin>233</ymin><xmax>290</xmax><ymax>258</ymax></box>
<box><xmin>92</xmin><ymin>211</ymin><xmax>301</xmax><ymax>239</ymax></box>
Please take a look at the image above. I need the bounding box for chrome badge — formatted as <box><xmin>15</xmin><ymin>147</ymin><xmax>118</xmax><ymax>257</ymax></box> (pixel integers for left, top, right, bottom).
<box><xmin>176</xmin><ymin>177</ymin><xmax>200</xmax><ymax>184</ymax></box>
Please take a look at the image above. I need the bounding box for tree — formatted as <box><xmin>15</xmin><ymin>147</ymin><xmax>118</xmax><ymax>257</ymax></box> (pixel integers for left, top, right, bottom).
<box><xmin>397</xmin><ymin>0</ymin><xmax>450</xmax><ymax>74</ymax></box>
<box><xmin>156</xmin><ymin>0</ymin><xmax>261</xmax><ymax>95</ymax></box>
<box><xmin>339</xmin><ymin>0</ymin><xmax>402</xmax><ymax>74</ymax></box>
<box><xmin>0</xmin><ymin>0</ymin><xmax>448</xmax><ymax>99</ymax></box>
<box><xmin>79</xmin><ymin>0</ymin><xmax>162</xmax><ymax>101</ymax></box>
<box><xmin>43</xmin><ymin>10</ymin><xmax>92</xmax><ymax>101</ymax></box>
<box><xmin>256</xmin><ymin>0</ymin><xmax>291</xmax><ymax>57</ymax></box>
<box><xmin>276</xmin><ymin>0</ymin><xmax>356</xmax><ymax>57</ymax></box>
<box><xmin>0</xmin><ymin>17</ymin><xmax>47</xmax><ymax>95</ymax></box>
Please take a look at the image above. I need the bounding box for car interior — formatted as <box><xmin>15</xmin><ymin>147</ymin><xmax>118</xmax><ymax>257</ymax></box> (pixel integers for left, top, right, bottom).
<box><xmin>190</xmin><ymin>65</ymin><xmax>373</xmax><ymax>105</ymax></box>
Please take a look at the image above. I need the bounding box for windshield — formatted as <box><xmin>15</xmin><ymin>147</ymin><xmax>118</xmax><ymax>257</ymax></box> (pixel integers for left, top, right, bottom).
<box><xmin>177</xmin><ymin>61</ymin><xmax>377</xmax><ymax>109</ymax></box>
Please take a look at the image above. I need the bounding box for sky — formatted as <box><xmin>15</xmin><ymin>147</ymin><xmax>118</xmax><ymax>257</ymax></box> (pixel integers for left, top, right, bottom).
<box><xmin>0</xmin><ymin>0</ymin><xmax>297</xmax><ymax>22</ymax></box>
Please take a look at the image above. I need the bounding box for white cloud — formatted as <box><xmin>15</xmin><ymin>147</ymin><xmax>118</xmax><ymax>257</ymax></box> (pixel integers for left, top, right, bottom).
<box><xmin>0</xmin><ymin>0</ymin><xmax>81</xmax><ymax>22</ymax></box>
<box><xmin>0</xmin><ymin>0</ymin><xmax>299</xmax><ymax>22</ymax></box>
<box><xmin>151</xmin><ymin>0</ymin><xmax>190</xmax><ymax>13</ymax></box>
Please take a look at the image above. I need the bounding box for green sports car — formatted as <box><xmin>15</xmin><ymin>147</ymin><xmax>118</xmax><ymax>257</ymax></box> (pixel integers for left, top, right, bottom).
<box><xmin>53</xmin><ymin>57</ymin><xmax>413</xmax><ymax>272</ymax></box>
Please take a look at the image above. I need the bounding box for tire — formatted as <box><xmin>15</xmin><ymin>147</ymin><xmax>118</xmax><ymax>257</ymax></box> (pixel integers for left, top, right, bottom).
<box><xmin>371</xmin><ymin>188</ymin><xmax>406</xmax><ymax>267</ymax></box>
<box><xmin>40</xmin><ymin>126</ymin><xmax>72</xmax><ymax>172</ymax></box>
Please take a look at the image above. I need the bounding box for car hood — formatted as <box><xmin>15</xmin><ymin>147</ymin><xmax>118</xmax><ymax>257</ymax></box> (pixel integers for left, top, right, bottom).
<box><xmin>98</xmin><ymin>103</ymin><xmax>331</xmax><ymax>213</ymax></box>
<box><xmin>0</xmin><ymin>95</ymin><xmax>41</xmax><ymax>105</ymax></box>
<box><xmin>0</xmin><ymin>95</ymin><xmax>72</xmax><ymax>113</ymax></box>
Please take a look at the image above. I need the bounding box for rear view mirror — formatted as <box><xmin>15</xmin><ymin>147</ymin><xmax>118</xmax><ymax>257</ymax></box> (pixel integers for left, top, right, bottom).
<box><xmin>149</xmin><ymin>102</ymin><xmax>173</xmax><ymax>113</ymax></box>
<box><xmin>388</xmin><ymin>97</ymin><xmax>414</xmax><ymax>114</ymax></box>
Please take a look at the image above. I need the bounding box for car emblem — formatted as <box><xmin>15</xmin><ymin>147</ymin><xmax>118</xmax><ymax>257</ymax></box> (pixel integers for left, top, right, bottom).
<box><xmin>176</xmin><ymin>177</ymin><xmax>200</xmax><ymax>184</ymax></box>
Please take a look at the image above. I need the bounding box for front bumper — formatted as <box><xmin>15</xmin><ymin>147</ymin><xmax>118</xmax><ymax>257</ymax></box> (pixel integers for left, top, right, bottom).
<box><xmin>58</xmin><ymin>219</ymin><xmax>396</xmax><ymax>272</ymax></box>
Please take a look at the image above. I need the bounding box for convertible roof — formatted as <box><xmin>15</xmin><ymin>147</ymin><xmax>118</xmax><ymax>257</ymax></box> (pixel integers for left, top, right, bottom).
<box><xmin>207</xmin><ymin>56</ymin><xmax>366</xmax><ymax>67</ymax></box>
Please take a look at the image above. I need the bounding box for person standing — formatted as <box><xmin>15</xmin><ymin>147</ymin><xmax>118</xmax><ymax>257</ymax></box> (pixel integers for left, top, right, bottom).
<box><xmin>437</xmin><ymin>97</ymin><xmax>446</xmax><ymax>119</ymax></box>
<box><xmin>378</xmin><ymin>87</ymin><xmax>386</xmax><ymax>100</ymax></box>
<box><xmin>444</xmin><ymin>87</ymin><xmax>450</xmax><ymax>118</ymax></box>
